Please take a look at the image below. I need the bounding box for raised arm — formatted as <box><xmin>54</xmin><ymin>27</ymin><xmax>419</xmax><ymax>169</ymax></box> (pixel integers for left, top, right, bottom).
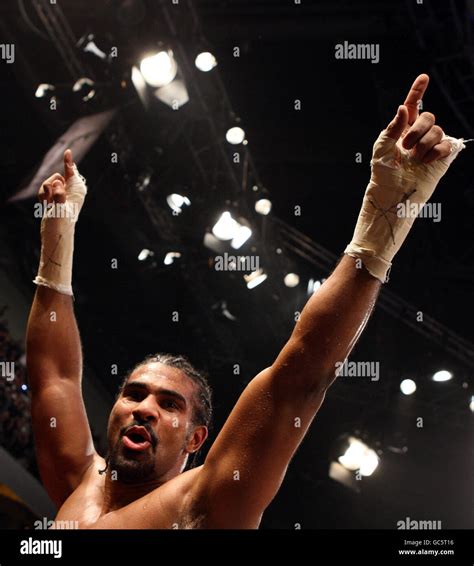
<box><xmin>195</xmin><ymin>256</ymin><xmax>379</xmax><ymax>527</ymax></box>
<box><xmin>26</xmin><ymin>150</ymin><xmax>97</xmax><ymax>507</ymax></box>
<box><xmin>193</xmin><ymin>74</ymin><xmax>465</xmax><ymax>527</ymax></box>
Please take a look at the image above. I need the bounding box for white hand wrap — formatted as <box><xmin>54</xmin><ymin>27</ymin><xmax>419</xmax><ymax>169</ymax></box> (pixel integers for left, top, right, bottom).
<box><xmin>345</xmin><ymin>130</ymin><xmax>465</xmax><ymax>282</ymax></box>
<box><xmin>33</xmin><ymin>165</ymin><xmax>87</xmax><ymax>296</ymax></box>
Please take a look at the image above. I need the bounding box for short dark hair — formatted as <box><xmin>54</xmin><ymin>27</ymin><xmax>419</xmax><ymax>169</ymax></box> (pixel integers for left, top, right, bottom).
<box><xmin>118</xmin><ymin>353</ymin><xmax>213</xmax><ymax>468</ymax></box>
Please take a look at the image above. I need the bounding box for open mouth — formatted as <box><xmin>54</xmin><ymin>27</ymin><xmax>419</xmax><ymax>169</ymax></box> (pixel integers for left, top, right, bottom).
<box><xmin>122</xmin><ymin>426</ymin><xmax>152</xmax><ymax>451</ymax></box>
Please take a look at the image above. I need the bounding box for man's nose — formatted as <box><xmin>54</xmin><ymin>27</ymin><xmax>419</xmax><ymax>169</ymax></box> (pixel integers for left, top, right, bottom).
<box><xmin>132</xmin><ymin>397</ymin><xmax>158</xmax><ymax>423</ymax></box>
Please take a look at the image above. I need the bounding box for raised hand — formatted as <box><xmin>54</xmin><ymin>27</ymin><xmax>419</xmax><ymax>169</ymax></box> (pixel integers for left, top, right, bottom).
<box><xmin>37</xmin><ymin>149</ymin><xmax>75</xmax><ymax>205</ymax></box>
<box><xmin>384</xmin><ymin>74</ymin><xmax>452</xmax><ymax>164</ymax></box>
<box><xmin>345</xmin><ymin>73</ymin><xmax>465</xmax><ymax>283</ymax></box>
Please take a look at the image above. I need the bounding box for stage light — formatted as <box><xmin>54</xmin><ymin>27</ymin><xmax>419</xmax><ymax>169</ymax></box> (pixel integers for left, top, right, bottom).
<box><xmin>72</xmin><ymin>77</ymin><xmax>96</xmax><ymax>102</ymax></box>
<box><xmin>255</xmin><ymin>198</ymin><xmax>272</xmax><ymax>215</ymax></box>
<box><xmin>230</xmin><ymin>225</ymin><xmax>252</xmax><ymax>250</ymax></box>
<box><xmin>432</xmin><ymin>370</ymin><xmax>453</xmax><ymax>382</ymax></box>
<box><xmin>284</xmin><ymin>273</ymin><xmax>300</xmax><ymax>288</ymax></box>
<box><xmin>359</xmin><ymin>449</ymin><xmax>379</xmax><ymax>476</ymax></box>
<box><xmin>338</xmin><ymin>438</ymin><xmax>365</xmax><ymax>471</ymax></box>
<box><xmin>212</xmin><ymin>212</ymin><xmax>240</xmax><ymax>241</ymax></box>
<box><xmin>138</xmin><ymin>249</ymin><xmax>154</xmax><ymax>261</ymax></box>
<box><xmin>244</xmin><ymin>268</ymin><xmax>267</xmax><ymax>289</ymax></box>
<box><xmin>164</xmin><ymin>252</ymin><xmax>181</xmax><ymax>265</ymax></box>
<box><xmin>226</xmin><ymin>127</ymin><xmax>245</xmax><ymax>145</ymax></box>
<box><xmin>78</xmin><ymin>34</ymin><xmax>108</xmax><ymax>60</ymax></box>
<box><xmin>21</xmin><ymin>384</ymin><xmax>27</xmax><ymax>391</ymax></box>
<box><xmin>35</xmin><ymin>84</ymin><xmax>55</xmax><ymax>98</ymax></box>
<box><xmin>167</xmin><ymin>193</ymin><xmax>191</xmax><ymax>214</ymax></box>
<box><xmin>470</xmin><ymin>396</ymin><xmax>474</xmax><ymax>412</ymax></box>
<box><xmin>400</xmin><ymin>379</ymin><xmax>416</xmax><ymax>395</ymax></box>
<box><xmin>140</xmin><ymin>50</ymin><xmax>177</xmax><ymax>87</ymax></box>
<box><xmin>195</xmin><ymin>52</ymin><xmax>217</xmax><ymax>72</ymax></box>
<box><xmin>338</xmin><ymin>437</ymin><xmax>379</xmax><ymax>476</ymax></box>
<box><xmin>307</xmin><ymin>278</ymin><xmax>322</xmax><ymax>295</ymax></box>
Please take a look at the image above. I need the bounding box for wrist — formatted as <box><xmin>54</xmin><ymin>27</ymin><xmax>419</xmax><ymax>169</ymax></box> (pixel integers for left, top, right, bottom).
<box><xmin>33</xmin><ymin>167</ymin><xmax>87</xmax><ymax>296</ymax></box>
<box><xmin>34</xmin><ymin>219</ymin><xmax>76</xmax><ymax>296</ymax></box>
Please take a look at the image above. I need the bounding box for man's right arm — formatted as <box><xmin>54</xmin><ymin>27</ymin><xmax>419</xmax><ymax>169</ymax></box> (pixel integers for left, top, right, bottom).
<box><xmin>26</xmin><ymin>151</ymin><xmax>97</xmax><ymax>508</ymax></box>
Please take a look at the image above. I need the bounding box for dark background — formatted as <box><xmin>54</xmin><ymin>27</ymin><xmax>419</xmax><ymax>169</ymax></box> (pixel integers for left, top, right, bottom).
<box><xmin>0</xmin><ymin>0</ymin><xmax>473</xmax><ymax>528</ymax></box>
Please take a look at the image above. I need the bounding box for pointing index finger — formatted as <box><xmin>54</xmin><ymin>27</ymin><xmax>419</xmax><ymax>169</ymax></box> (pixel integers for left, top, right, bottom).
<box><xmin>64</xmin><ymin>149</ymin><xmax>75</xmax><ymax>181</ymax></box>
<box><xmin>403</xmin><ymin>74</ymin><xmax>429</xmax><ymax>125</ymax></box>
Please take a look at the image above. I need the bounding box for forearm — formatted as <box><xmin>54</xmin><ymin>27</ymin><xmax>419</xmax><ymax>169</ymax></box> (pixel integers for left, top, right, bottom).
<box><xmin>273</xmin><ymin>255</ymin><xmax>380</xmax><ymax>391</ymax></box>
<box><xmin>26</xmin><ymin>152</ymin><xmax>87</xmax><ymax>388</ymax></box>
<box><xmin>26</xmin><ymin>286</ymin><xmax>82</xmax><ymax>388</ymax></box>
<box><xmin>275</xmin><ymin>78</ymin><xmax>465</xmax><ymax>394</ymax></box>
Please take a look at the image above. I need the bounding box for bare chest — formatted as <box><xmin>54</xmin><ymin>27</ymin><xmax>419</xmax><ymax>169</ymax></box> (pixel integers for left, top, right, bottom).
<box><xmin>53</xmin><ymin>473</ymin><xmax>201</xmax><ymax>529</ymax></box>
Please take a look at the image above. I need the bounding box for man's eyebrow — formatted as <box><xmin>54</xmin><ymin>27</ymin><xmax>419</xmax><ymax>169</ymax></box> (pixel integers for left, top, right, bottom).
<box><xmin>123</xmin><ymin>381</ymin><xmax>187</xmax><ymax>405</ymax></box>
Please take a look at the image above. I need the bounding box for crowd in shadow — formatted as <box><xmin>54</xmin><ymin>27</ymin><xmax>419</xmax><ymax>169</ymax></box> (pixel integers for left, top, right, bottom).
<box><xmin>0</xmin><ymin>309</ymin><xmax>36</xmax><ymax>475</ymax></box>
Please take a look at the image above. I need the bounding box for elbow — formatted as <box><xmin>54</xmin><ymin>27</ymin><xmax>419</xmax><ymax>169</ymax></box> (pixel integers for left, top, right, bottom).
<box><xmin>271</xmin><ymin>353</ymin><xmax>336</xmax><ymax>401</ymax></box>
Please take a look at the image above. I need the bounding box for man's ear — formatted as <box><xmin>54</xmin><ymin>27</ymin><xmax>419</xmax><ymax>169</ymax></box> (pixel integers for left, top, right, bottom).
<box><xmin>186</xmin><ymin>425</ymin><xmax>208</xmax><ymax>454</ymax></box>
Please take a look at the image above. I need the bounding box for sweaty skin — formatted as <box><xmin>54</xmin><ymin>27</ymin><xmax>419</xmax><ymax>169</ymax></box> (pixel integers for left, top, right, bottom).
<box><xmin>26</xmin><ymin>75</ymin><xmax>451</xmax><ymax>528</ymax></box>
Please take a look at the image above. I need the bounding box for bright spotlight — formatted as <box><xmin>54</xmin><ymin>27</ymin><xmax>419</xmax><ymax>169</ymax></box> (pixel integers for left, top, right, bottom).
<box><xmin>212</xmin><ymin>212</ymin><xmax>240</xmax><ymax>241</ymax></box>
<box><xmin>400</xmin><ymin>379</ymin><xmax>417</xmax><ymax>395</ymax></box>
<box><xmin>72</xmin><ymin>77</ymin><xmax>96</xmax><ymax>101</ymax></box>
<box><xmin>338</xmin><ymin>437</ymin><xmax>379</xmax><ymax>476</ymax></box>
<box><xmin>338</xmin><ymin>438</ymin><xmax>366</xmax><ymax>471</ymax></box>
<box><xmin>359</xmin><ymin>449</ymin><xmax>379</xmax><ymax>476</ymax></box>
<box><xmin>164</xmin><ymin>252</ymin><xmax>181</xmax><ymax>265</ymax></box>
<box><xmin>432</xmin><ymin>370</ymin><xmax>453</xmax><ymax>382</ymax></box>
<box><xmin>138</xmin><ymin>249</ymin><xmax>154</xmax><ymax>261</ymax></box>
<box><xmin>167</xmin><ymin>193</ymin><xmax>191</xmax><ymax>214</ymax></box>
<box><xmin>231</xmin><ymin>225</ymin><xmax>252</xmax><ymax>249</ymax></box>
<box><xmin>284</xmin><ymin>273</ymin><xmax>300</xmax><ymax>288</ymax></box>
<box><xmin>226</xmin><ymin>127</ymin><xmax>245</xmax><ymax>145</ymax></box>
<box><xmin>140</xmin><ymin>50</ymin><xmax>177</xmax><ymax>87</ymax></box>
<box><xmin>255</xmin><ymin>198</ymin><xmax>272</xmax><ymax>215</ymax></box>
<box><xmin>195</xmin><ymin>51</ymin><xmax>217</xmax><ymax>72</ymax></box>
<box><xmin>35</xmin><ymin>83</ymin><xmax>55</xmax><ymax>98</ymax></box>
<box><xmin>470</xmin><ymin>396</ymin><xmax>474</xmax><ymax>413</ymax></box>
<box><xmin>244</xmin><ymin>268</ymin><xmax>267</xmax><ymax>289</ymax></box>
<box><xmin>21</xmin><ymin>384</ymin><xmax>28</xmax><ymax>391</ymax></box>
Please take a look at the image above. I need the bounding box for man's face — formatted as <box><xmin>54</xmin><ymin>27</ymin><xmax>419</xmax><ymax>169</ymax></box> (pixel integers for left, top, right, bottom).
<box><xmin>106</xmin><ymin>362</ymin><xmax>201</xmax><ymax>484</ymax></box>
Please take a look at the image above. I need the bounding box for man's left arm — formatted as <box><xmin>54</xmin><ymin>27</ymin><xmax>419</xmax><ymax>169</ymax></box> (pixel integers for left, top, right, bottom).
<box><xmin>191</xmin><ymin>74</ymin><xmax>466</xmax><ymax>527</ymax></box>
<box><xmin>192</xmin><ymin>255</ymin><xmax>379</xmax><ymax>527</ymax></box>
